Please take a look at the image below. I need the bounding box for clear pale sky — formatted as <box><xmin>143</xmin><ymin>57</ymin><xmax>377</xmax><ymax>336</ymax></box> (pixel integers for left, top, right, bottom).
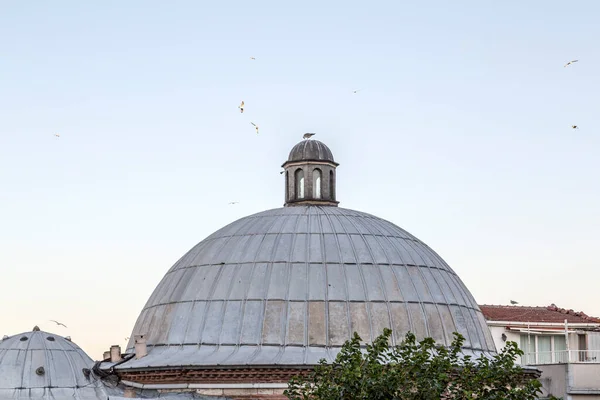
<box><xmin>1</xmin><ymin>1</ymin><xmax>598</xmax><ymax>359</ymax></box>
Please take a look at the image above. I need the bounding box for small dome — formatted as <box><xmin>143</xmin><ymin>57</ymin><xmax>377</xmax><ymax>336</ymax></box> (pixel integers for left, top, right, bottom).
<box><xmin>286</xmin><ymin>140</ymin><xmax>336</xmax><ymax>164</ymax></box>
<box><xmin>0</xmin><ymin>330</ymin><xmax>107</xmax><ymax>399</ymax></box>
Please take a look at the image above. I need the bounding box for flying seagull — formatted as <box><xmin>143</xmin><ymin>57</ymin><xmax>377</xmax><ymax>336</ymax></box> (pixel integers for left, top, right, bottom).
<box><xmin>564</xmin><ymin>60</ymin><xmax>578</xmax><ymax>67</ymax></box>
<box><xmin>251</xmin><ymin>122</ymin><xmax>259</xmax><ymax>134</ymax></box>
<box><xmin>250</xmin><ymin>57</ymin><xmax>256</xmax><ymax>60</ymax></box>
<box><xmin>54</xmin><ymin>134</ymin><xmax>60</xmax><ymax>138</ymax></box>
<box><xmin>571</xmin><ymin>125</ymin><xmax>579</xmax><ymax>129</ymax></box>
<box><xmin>352</xmin><ymin>89</ymin><xmax>362</xmax><ymax>94</ymax></box>
<box><xmin>303</xmin><ymin>133</ymin><xmax>316</xmax><ymax>139</ymax></box>
<box><xmin>239</xmin><ymin>101</ymin><xmax>244</xmax><ymax>113</ymax></box>
<box><xmin>510</xmin><ymin>300</ymin><xmax>518</xmax><ymax>305</ymax></box>
<box><xmin>49</xmin><ymin>320</ymin><xmax>67</xmax><ymax>328</ymax></box>
<box><xmin>228</xmin><ymin>201</ymin><xmax>239</xmax><ymax>205</ymax></box>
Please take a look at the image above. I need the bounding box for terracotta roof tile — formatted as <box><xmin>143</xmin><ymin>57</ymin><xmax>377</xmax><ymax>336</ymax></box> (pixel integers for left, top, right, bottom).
<box><xmin>479</xmin><ymin>304</ymin><xmax>600</xmax><ymax>324</ymax></box>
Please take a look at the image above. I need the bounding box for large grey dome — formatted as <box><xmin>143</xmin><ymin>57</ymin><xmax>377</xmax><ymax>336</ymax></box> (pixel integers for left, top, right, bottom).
<box><xmin>123</xmin><ymin>206</ymin><xmax>495</xmax><ymax>370</ymax></box>
<box><xmin>286</xmin><ymin>140</ymin><xmax>336</xmax><ymax>164</ymax></box>
<box><xmin>0</xmin><ymin>329</ymin><xmax>108</xmax><ymax>399</ymax></box>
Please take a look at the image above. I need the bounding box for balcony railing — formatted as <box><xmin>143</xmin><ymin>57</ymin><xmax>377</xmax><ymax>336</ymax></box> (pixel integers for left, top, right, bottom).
<box><xmin>522</xmin><ymin>350</ymin><xmax>600</xmax><ymax>365</ymax></box>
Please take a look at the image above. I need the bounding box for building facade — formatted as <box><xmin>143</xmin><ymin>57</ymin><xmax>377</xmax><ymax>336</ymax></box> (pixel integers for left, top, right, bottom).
<box><xmin>481</xmin><ymin>304</ymin><xmax>600</xmax><ymax>399</ymax></box>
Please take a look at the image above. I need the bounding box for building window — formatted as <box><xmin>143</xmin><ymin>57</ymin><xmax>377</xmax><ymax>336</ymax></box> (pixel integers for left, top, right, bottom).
<box><xmin>520</xmin><ymin>335</ymin><xmax>536</xmax><ymax>365</ymax></box>
<box><xmin>520</xmin><ymin>334</ymin><xmax>570</xmax><ymax>364</ymax></box>
<box><xmin>285</xmin><ymin>171</ymin><xmax>289</xmax><ymax>201</ymax></box>
<box><xmin>537</xmin><ymin>336</ymin><xmax>551</xmax><ymax>364</ymax></box>
<box><xmin>554</xmin><ymin>335</ymin><xmax>567</xmax><ymax>363</ymax></box>
<box><xmin>329</xmin><ymin>170</ymin><xmax>335</xmax><ymax>200</ymax></box>
<box><xmin>313</xmin><ymin>168</ymin><xmax>322</xmax><ymax>199</ymax></box>
<box><xmin>295</xmin><ymin>169</ymin><xmax>305</xmax><ymax>199</ymax></box>
<box><xmin>579</xmin><ymin>334</ymin><xmax>587</xmax><ymax>362</ymax></box>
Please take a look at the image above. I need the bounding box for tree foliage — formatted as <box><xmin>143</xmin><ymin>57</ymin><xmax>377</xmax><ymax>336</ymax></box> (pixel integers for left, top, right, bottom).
<box><xmin>285</xmin><ymin>329</ymin><xmax>548</xmax><ymax>400</ymax></box>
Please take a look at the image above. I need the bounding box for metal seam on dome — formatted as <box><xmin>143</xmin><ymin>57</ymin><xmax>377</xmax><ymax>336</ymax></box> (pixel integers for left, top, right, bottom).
<box><xmin>402</xmin><ymin>241</ymin><xmax>450</xmax><ymax>341</ymax></box>
<box><xmin>465</xmin><ymin>308</ymin><xmax>487</xmax><ymax>350</ymax></box>
<box><xmin>242</xmin><ymin>211</ymin><xmax>291</xmax><ymax>364</ymax></box>
<box><xmin>116</xmin><ymin>339</ymin><xmax>494</xmax><ymax>357</ymax></box>
<box><xmin>338</xmin><ymin>213</ymin><xmax>396</xmax><ymax>346</ymax></box>
<box><xmin>435</xmin><ymin>270</ymin><xmax>476</xmax><ymax>348</ymax></box>
<box><xmin>393</xmin><ymin>239</ymin><xmax>436</xmax><ymax>340</ymax></box>
<box><xmin>276</xmin><ymin>206</ymin><xmax>306</xmax><ymax>364</ymax></box>
<box><xmin>222</xmin><ymin>212</ymin><xmax>284</xmax><ymax>364</ymax></box>
<box><xmin>40</xmin><ymin>330</ymin><xmax>53</xmax><ymax>388</ymax></box>
<box><xmin>274</xmin><ymin>208</ymin><xmax>306</xmax><ymax>363</ymax></box>
<box><xmin>276</xmin><ymin>209</ymin><xmax>303</xmax><ymax>361</ymax></box>
<box><xmin>188</xmin><ymin>263</ymin><xmax>229</xmax><ymax>354</ymax></box>
<box><xmin>179</xmin><ymin>228</ymin><xmax>243</xmax><ymax>348</ymax></box>
<box><xmin>18</xmin><ymin>326</ymin><xmax>34</xmax><ymax>389</ymax></box>
<box><xmin>366</xmin><ymin>222</ymin><xmax>430</xmax><ymax>341</ymax></box>
<box><xmin>136</xmin><ymin>299</ymin><xmax>483</xmax><ymax>313</ymax></box>
<box><xmin>212</xmin><ymin>233</ymin><xmax>257</xmax><ymax>351</ymax></box>
<box><xmin>450</xmin><ymin>283</ymin><xmax>484</xmax><ymax>349</ymax></box>
<box><xmin>331</xmin><ymin>210</ymin><xmax>376</xmax><ymax>343</ymax></box>
<box><xmin>320</xmin><ymin>210</ymin><xmax>352</xmax><ymax>351</ymax></box>
<box><xmin>249</xmin><ymin>209</ymin><xmax>299</xmax><ymax>362</ymax></box>
<box><xmin>218</xmin><ymin>263</ymin><xmax>243</xmax><ymax>347</ymax></box>
<box><xmin>349</xmin><ymin>214</ymin><xmax>415</xmax><ymax>346</ymax></box>
<box><xmin>168</xmin><ymin>231</ymin><xmax>427</xmax><ymax>246</ymax></box>
<box><xmin>306</xmin><ymin>207</ymin><xmax>332</xmax><ymax>361</ymax></box>
<box><xmin>404</xmin><ymin>239</ymin><xmax>453</xmax><ymax>346</ymax></box>
<box><xmin>54</xmin><ymin>331</ymin><xmax>83</xmax><ymax>389</ymax></box>
<box><xmin>160</xmin><ymin>262</ymin><xmax>457</xmax><ymax>278</ymax></box>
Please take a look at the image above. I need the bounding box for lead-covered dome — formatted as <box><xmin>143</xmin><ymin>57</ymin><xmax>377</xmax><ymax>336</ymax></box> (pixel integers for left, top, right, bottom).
<box><xmin>0</xmin><ymin>328</ymin><xmax>108</xmax><ymax>399</ymax></box>
<box><xmin>286</xmin><ymin>139</ymin><xmax>336</xmax><ymax>164</ymax></box>
<box><xmin>124</xmin><ymin>206</ymin><xmax>495</xmax><ymax>370</ymax></box>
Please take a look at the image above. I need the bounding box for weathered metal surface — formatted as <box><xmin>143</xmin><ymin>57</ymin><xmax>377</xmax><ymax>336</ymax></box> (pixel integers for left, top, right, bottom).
<box><xmin>286</xmin><ymin>140</ymin><xmax>335</xmax><ymax>163</ymax></box>
<box><xmin>0</xmin><ymin>330</ymin><xmax>108</xmax><ymax>399</ymax></box>
<box><xmin>121</xmin><ymin>206</ymin><xmax>495</xmax><ymax>369</ymax></box>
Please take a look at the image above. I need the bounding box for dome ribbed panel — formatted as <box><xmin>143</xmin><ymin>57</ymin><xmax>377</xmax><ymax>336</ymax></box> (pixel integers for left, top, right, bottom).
<box><xmin>124</xmin><ymin>206</ymin><xmax>495</xmax><ymax>369</ymax></box>
<box><xmin>0</xmin><ymin>331</ymin><xmax>107</xmax><ymax>399</ymax></box>
<box><xmin>287</xmin><ymin>140</ymin><xmax>335</xmax><ymax>162</ymax></box>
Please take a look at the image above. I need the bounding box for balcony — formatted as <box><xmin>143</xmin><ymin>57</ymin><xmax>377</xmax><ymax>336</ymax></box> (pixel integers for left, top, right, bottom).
<box><xmin>523</xmin><ymin>350</ymin><xmax>600</xmax><ymax>365</ymax></box>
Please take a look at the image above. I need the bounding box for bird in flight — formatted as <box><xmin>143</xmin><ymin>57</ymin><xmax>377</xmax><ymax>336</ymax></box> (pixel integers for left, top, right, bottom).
<box><xmin>239</xmin><ymin>101</ymin><xmax>244</xmax><ymax>113</ymax></box>
<box><xmin>49</xmin><ymin>320</ymin><xmax>67</xmax><ymax>328</ymax></box>
<box><xmin>228</xmin><ymin>201</ymin><xmax>239</xmax><ymax>205</ymax></box>
<box><xmin>564</xmin><ymin>60</ymin><xmax>578</xmax><ymax>67</ymax></box>
<box><xmin>250</xmin><ymin>57</ymin><xmax>256</xmax><ymax>60</ymax></box>
<box><xmin>352</xmin><ymin>89</ymin><xmax>362</xmax><ymax>94</ymax></box>
<box><xmin>251</xmin><ymin>122</ymin><xmax>259</xmax><ymax>134</ymax></box>
<box><xmin>303</xmin><ymin>133</ymin><xmax>316</xmax><ymax>139</ymax></box>
<box><xmin>572</xmin><ymin>125</ymin><xmax>579</xmax><ymax>129</ymax></box>
<box><xmin>54</xmin><ymin>134</ymin><xmax>60</xmax><ymax>138</ymax></box>
<box><xmin>510</xmin><ymin>300</ymin><xmax>518</xmax><ymax>305</ymax></box>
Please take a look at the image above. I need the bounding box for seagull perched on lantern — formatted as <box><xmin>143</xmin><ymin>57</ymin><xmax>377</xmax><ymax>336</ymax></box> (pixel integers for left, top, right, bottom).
<box><xmin>303</xmin><ymin>133</ymin><xmax>316</xmax><ymax>140</ymax></box>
